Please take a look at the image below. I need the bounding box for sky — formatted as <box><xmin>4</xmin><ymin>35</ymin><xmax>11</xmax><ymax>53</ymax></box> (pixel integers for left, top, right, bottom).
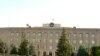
<box><xmin>0</xmin><ymin>0</ymin><xmax>100</xmax><ymax>28</ymax></box>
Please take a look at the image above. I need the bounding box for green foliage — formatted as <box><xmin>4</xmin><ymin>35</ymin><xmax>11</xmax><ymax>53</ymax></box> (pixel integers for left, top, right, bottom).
<box><xmin>0</xmin><ymin>39</ymin><xmax>7</xmax><ymax>53</ymax></box>
<box><xmin>18</xmin><ymin>33</ymin><xmax>29</xmax><ymax>55</ymax></box>
<box><xmin>91</xmin><ymin>46</ymin><xmax>100</xmax><ymax>56</ymax></box>
<box><xmin>10</xmin><ymin>45</ymin><xmax>18</xmax><ymax>54</ymax></box>
<box><xmin>96</xmin><ymin>50</ymin><xmax>100</xmax><ymax>56</ymax></box>
<box><xmin>56</xmin><ymin>29</ymin><xmax>72</xmax><ymax>56</ymax></box>
<box><xmin>29</xmin><ymin>44</ymin><xmax>36</xmax><ymax>56</ymax></box>
<box><xmin>77</xmin><ymin>46</ymin><xmax>88</xmax><ymax>56</ymax></box>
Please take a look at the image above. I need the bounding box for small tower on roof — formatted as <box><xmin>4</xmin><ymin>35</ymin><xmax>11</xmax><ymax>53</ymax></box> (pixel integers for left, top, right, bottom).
<box><xmin>43</xmin><ymin>19</ymin><xmax>61</xmax><ymax>27</ymax></box>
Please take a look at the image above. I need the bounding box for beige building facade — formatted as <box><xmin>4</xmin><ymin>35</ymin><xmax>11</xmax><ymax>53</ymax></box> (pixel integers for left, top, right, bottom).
<box><xmin>0</xmin><ymin>23</ymin><xmax>100</xmax><ymax>56</ymax></box>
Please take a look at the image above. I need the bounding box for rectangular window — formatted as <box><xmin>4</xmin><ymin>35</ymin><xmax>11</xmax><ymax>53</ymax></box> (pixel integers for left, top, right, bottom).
<box><xmin>79</xmin><ymin>33</ymin><xmax>83</xmax><ymax>37</ymax></box>
<box><xmin>73</xmin><ymin>33</ymin><xmax>76</xmax><ymax>37</ymax></box>
<box><xmin>91</xmin><ymin>33</ymin><xmax>95</xmax><ymax>37</ymax></box>
<box><xmin>86</xmin><ymin>33</ymin><xmax>89</xmax><ymax>37</ymax></box>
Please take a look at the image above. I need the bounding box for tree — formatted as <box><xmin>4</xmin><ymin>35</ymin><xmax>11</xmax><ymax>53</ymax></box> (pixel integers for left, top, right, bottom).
<box><xmin>56</xmin><ymin>29</ymin><xmax>72</xmax><ymax>56</ymax></box>
<box><xmin>10</xmin><ymin>44</ymin><xmax>18</xmax><ymax>54</ymax></box>
<box><xmin>18</xmin><ymin>33</ymin><xmax>29</xmax><ymax>56</ymax></box>
<box><xmin>29</xmin><ymin>44</ymin><xmax>36</xmax><ymax>56</ymax></box>
<box><xmin>77</xmin><ymin>46</ymin><xmax>88</xmax><ymax>56</ymax></box>
<box><xmin>91</xmin><ymin>46</ymin><xmax>100</xmax><ymax>56</ymax></box>
<box><xmin>96</xmin><ymin>49</ymin><xmax>100</xmax><ymax>56</ymax></box>
<box><xmin>0</xmin><ymin>39</ymin><xmax>7</xmax><ymax>53</ymax></box>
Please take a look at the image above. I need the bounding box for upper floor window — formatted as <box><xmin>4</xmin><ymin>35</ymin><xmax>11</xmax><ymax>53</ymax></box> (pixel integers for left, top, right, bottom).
<box><xmin>44</xmin><ymin>32</ymin><xmax>47</xmax><ymax>36</ymax></box>
<box><xmin>32</xmin><ymin>32</ymin><xmax>36</xmax><ymax>36</ymax></box>
<box><xmin>49</xmin><ymin>46</ymin><xmax>52</xmax><ymax>49</ymax></box>
<box><xmin>73</xmin><ymin>40</ymin><xmax>76</xmax><ymax>44</ymax></box>
<box><xmin>11</xmin><ymin>32</ymin><xmax>14</xmax><ymax>36</ymax></box>
<box><xmin>79</xmin><ymin>40</ymin><xmax>83</xmax><ymax>44</ymax></box>
<box><xmin>38</xmin><ymin>32</ymin><xmax>42</xmax><ymax>37</ymax></box>
<box><xmin>32</xmin><ymin>39</ymin><xmax>35</xmax><ymax>43</ymax></box>
<box><xmin>55</xmin><ymin>33</ymin><xmax>59</xmax><ymax>37</ymax></box>
<box><xmin>16</xmin><ymin>32</ymin><xmax>19</xmax><ymax>36</ymax></box>
<box><xmin>27</xmin><ymin>32</ymin><xmax>30</xmax><ymax>37</ymax></box>
<box><xmin>50</xmin><ymin>33</ymin><xmax>53</xmax><ymax>37</ymax></box>
<box><xmin>50</xmin><ymin>39</ymin><xmax>52</xmax><ymax>43</ymax></box>
<box><xmin>44</xmin><ymin>39</ymin><xmax>46</xmax><ymax>42</ymax></box>
<box><xmin>56</xmin><ymin>39</ymin><xmax>58</xmax><ymax>43</ymax></box>
<box><xmin>73</xmin><ymin>33</ymin><xmax>76</xmax><ymax>37</ymax></box>
<box><xmin>86</xmin><ymin>33</ymin><xmax>89</xmax><ymax>37</ymax></box>
<box><xmin>79</xmin><ymin>33</ymin><xmax>83</xmax><ymax>37</ymax></box>
<box><xmin>85</xmin><ymin>40</ymin><xmax>88</xmax><ymax>44</ymax></box>
<box><xmin>91</xmin><ymin>33</ymin><xmax>95</xmax><ymax>37</ymax></box>
<box><xmin>92</xmin><ymin>40</ymin><xmax>95</xmax><ymax>44</ymax></box>
<box><xmin>37</xmin><ymin>39</ymin><xmax>41</xmax><ymax>43</ymax></box>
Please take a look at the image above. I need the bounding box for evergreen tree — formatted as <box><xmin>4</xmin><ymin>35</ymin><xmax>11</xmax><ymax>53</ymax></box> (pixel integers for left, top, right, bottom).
<box><xmin>29</xmin><ymin>44</ymin><xmax>36</xmax><ymax>56</ymax></box>
<box><xmin>10</xmin><ymin>45</ymin><xmax>18</xmax><ymax>54</ymax></box>
<box><xmin>18</xmin><ymin>33</ymin><xmax>29</xmax><ymax>56</ymax></box>
<box><xmin>0</xmin><ymin>39</ymin><xmax>7</xmax><ymax>53</ymax></box>
<box><xmin>96</xmin><ymin>49</ymin><xmax>100</xmax><ymax>56</ymax></box>
<box><xmin>56</xmin><ymin>29</ymin><xmax>72</xmax><ymax>56</ymax></box>
<box><xmin>77</xmin><ymin>46</ymin><xmax>88</xmax><ymax>56</ymax></box>
<box><xmin>91</xmin><ymin>46</ymin><xmax>100</xmax><ymax>56</ymax></box>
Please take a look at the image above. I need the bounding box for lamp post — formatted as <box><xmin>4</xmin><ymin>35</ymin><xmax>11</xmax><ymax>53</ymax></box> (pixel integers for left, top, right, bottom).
<box><xmin>26</xmin><ymin>24</ymin><xmax>31</xmax><ymax>56</ymax></box>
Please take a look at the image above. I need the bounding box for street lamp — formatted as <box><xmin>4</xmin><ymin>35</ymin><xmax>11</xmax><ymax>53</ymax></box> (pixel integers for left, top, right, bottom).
<box><xmin>26</xmin><ymin>24</ymin><xmax>31</xmax><ymax>28</ymax></box>
<box><xmin>26</xmin><ymin>24</ymin><xmax>32</xmax><ymax>56</ymax></box>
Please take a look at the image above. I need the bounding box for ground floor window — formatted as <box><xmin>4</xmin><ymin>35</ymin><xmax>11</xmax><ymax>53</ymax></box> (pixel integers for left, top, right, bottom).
<box><xmin>43</xmin><ymin>51</ymin><xmax>46</xmax><ymax>56</ymax></box>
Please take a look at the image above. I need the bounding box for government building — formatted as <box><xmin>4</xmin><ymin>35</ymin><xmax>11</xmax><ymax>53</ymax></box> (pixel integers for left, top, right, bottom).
<box><xmin>0</xmin><ymin>22</ymin><xmax>100</xmax><ymax>56</ymax></box>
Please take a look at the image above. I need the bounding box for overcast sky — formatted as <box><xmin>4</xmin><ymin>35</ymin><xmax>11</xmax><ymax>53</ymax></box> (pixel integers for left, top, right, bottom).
<box><xmin>0</xmin><ymin>0</ymin><xmax>100</xmax><ymax>28</ymax></box>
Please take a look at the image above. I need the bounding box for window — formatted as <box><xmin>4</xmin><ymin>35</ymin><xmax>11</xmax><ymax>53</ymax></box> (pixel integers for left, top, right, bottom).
<box><xmin>38</xmin><ymin>32</ymin><xmax>42</xmax><ymax>37</ymax></box>
<box><xmin>50</xmin><ymin>33</ymin><xmax>53</xmax><ymax>37</ymax></box>
<box><xmin>73</xmin><ymin>40</ymin><xmax>76</xmax><ymax>44</ymax></box>
<box><xmin>11</xmin><ymin>32</ymin><xmax>14</xmax><ymax>36</ymax></box>
<box><xmin>16</xmin><ymin>38</ymin><xmax>18</xmax><ymax>42</ymax></box>
<box><xmin>92</xmin><ymin>40</ymin><xmax>95</xmax><ymax>44</ymax></box>
<box><xmin>44</xmin><ymin>45</ymin><xmax>46</xmax><ymax>49</ymax></box>
<box><xmin>16</xmin><ymin>32</ymin><xmax>19</xmax><ymax>37</ymax></box>
<box><xmin>79</xmin><ymin>33</ymin><xmax>83</xmax><ymax>37</ymax></box>
<box><xmin>74</xmin><ymin>47</ymin><xmax>76</xmax><ymax>51</ymax></box>
<box><xmin>56</xmin><ymin>39</ymin><xmax>58</xmax><ymax>43</ymax></box>
<box><xmin>44</xmin><ymin>39</ymin><xmax>46</xmax><ymax>42</ymax></box>
<box><xmin>79</xmin><ymin>40</ymin><xmax>83</xmax><ymax>44</ymax></box>
<box><xmin>33</xmin><ymin>32</ymin><xmax>36</xmax><ymax>36</ymax></box>
<box><xmin>85</xmin><ymin>40</ymin><xmax>88</xmax><ymax>43</ymax></box>
<box><xmin>55</xmin><ymin>33</ymin><xmax>59</xmax><ymax>37</ymax></box>
<box><xmin>11</xmin><ymin>38</ymin><xmax>13</xmax><ymax>42</ymax></box>
<box><xmin>37</xmin><ymin>39</ymin><xmax>40</xmax><ymax>43</ymax></box>
<box><xmin>49</xmin><ymin>46</ymin><xmax>52</xmax><ymax>49</ymax></box>
<box><xmin>91</xmin><ymin>33</ymin><xmax>95</xmax><ymax>37</ymax></box>
<box><xmin>50</xmin><ymin>39</ymin><xmax>52</xmax><ymax>43</ymax></box>
<box><xmin>49</xmin><ymin>52</ymin><xmax>52</xmax><ymax>56</ymax></box>
<box><xmin>73</xmin><ymin>33</ymin><xmax>76</xmax><ymax>37</ymax></box>
<box><xmin>33</xmin><ymin>39</ymin><xmax>35</xmax><ymax>43</ymax></box>
<box><xmin>27</xmin><ymin>32</ymin><xmax>30</xmax><ymax>36</ymax></box>
<box><xmin>44</xmin><ymin>32</ymin><xmax>47</xmax><ymax>36</ymax></box>
<box><xmin>27</xmin><ymin>32</ymin><xmax>31</xmax><ymax>38</ymax></box>
<box><xmin>86</xmin><ymin>33</ymin><xmax>89</xmax><ymax>37</ymax></box>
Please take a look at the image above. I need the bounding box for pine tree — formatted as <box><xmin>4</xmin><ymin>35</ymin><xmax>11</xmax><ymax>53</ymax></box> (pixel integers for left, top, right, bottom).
<box><xmin>10</xmin><ymin>45</ymin><xmax>18</xmax><ymax>54</ymax></box>
<box><xmin>77</xmin><ymin>46</ymin><xmax>88</xmax><ymax>56</ymax></box>
<box><xmin>56</xmin><ymin>29</ymin><xmax>72</xmax><ymax>56</ymax></box>
<box><xmin>0</xmin><ymin>39</ymin><xmax>7</xmax><ymax>53</ymax></box>
<box><xmin>91</xmin><ymin>46</ymin><xmax>100</xmax><ymax>56</ymax></box>
<box><xmin>18</xmin><ymin>32</ymin><xmax>29</xmax><ymax>56</ymax></box>
<box><xmin>29</xmin><ymin>44</ymin><xmax>36</xmax><ymax>56</ymax></box>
